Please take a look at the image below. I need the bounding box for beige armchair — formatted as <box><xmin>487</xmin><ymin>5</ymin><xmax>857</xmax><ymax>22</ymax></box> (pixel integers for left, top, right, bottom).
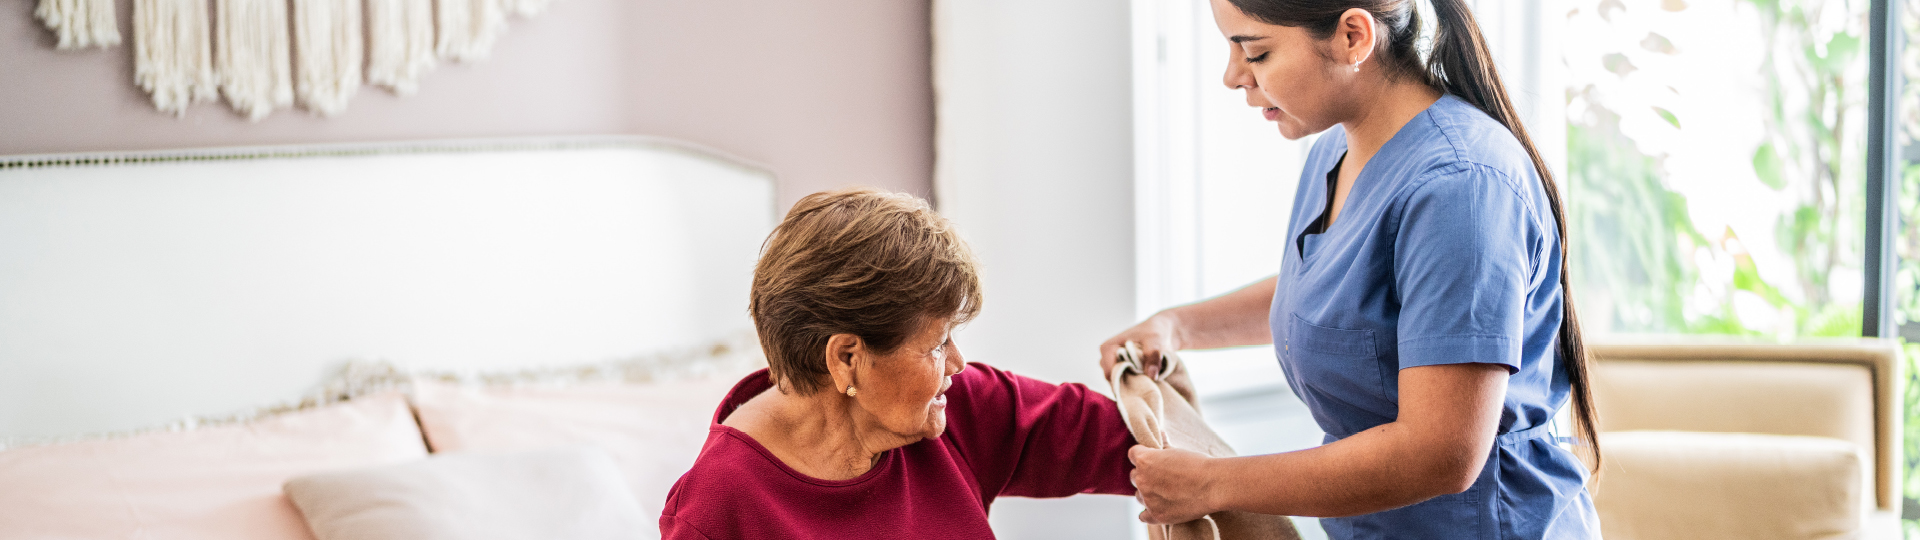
<box><xmin>1588</xmin><ymin>338</ymin><xmax>1903</xmax><ymax>540</ymax></box>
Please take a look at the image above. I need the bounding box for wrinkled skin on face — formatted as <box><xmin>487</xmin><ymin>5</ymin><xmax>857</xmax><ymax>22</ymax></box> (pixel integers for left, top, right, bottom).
<box><xmin>720</xmin><ymin>314</ymin><xmax>968</xmax><ymax>481</ymax></box>
<box><xmin>844</xmin><ymin>316</ymin><xmax>966</xmax><ymax>444</ymax></box>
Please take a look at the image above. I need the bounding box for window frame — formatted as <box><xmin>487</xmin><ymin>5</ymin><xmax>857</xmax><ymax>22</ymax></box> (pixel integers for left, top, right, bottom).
<box><xmin>1868</xmin><ymin>0</ymin><xmax>1901</xmax><ymax>340</ymax></box>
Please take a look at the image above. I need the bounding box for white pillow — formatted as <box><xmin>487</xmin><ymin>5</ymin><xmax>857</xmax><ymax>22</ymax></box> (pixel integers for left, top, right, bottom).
<box><xmin>284</xmin><ymin>447</ymin><xmax>650</xmax><ymax>540</ymax></box>
<box><xmin>408</xmin><ymin>375</ymin><xmax>743</xmax><ymax>529</ymax></box>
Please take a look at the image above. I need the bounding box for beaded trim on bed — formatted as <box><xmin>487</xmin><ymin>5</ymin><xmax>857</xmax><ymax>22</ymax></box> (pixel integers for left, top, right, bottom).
<box><xmin>323</xmin><ymin>331</ymin><xmax>767</xmax><ymax>397</ymax></box>
<box><xmin>0</xmin><ymin>332</ymin><xmax>765</xmax><ymax>451</ymax></box>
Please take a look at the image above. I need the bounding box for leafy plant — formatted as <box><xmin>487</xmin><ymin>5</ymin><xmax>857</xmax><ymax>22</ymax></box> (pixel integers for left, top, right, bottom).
<box><xmin>1567</xmin><ymin>0</ymin><xmax>1867</xmax><ymax>337</ymax></box>
<box><xmin>1745</xmin><ymin>0</ymin><xmax>1869</xmax><ymax>316</ymax></box>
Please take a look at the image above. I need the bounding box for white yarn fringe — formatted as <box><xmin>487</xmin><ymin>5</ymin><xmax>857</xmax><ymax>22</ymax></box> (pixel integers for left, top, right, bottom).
<box><xmin>292</xmin><ymin>0</ymin><xmax>362</xmax><ymax>116</ymax></box>
<box><xmin>366</xmin><ymin>0</ymin><xmax>436</xmax><ymax>95</ymax></box>
<box><xmin>215</xmin><ymin>0</ymin><xmax>293</xmax><ymax>120</ymax></box>
<box><xmin>35</xmin><ymin>0</ymin><xmax>122</xmax><ymax>50</ymax></box>
<box><xmin>436</xmin><ymin>0</ymin><xmax>508</xmax><ymax>61</ymax></box>
<box><xmin>502</xmin><ymin>0</ymin><xmax>552</xmax><ymax>17</ymax></box>
<box><xmin>133</xmin><ymin>0</ymin><xmax>217</xmax><ymax>116</ymax></box>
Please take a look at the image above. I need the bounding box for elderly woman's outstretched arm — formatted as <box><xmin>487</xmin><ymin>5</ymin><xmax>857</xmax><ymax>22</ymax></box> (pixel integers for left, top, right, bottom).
<box><xmin>940</xmin><ymin>362</ymin><xmax>1137</xmax><ymax>501</ymax></box>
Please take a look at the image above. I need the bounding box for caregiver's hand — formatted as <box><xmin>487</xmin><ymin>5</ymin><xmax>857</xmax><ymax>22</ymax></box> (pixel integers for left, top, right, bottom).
<box><xmin>1100</xmin><ymin>313</ymin><xmax>1182</xmax><ymax>379</ymax></box>
<box><xmin>1129</xmin><ymin>445</ymin><xmax>1218</xmax><ymax>524</ymax></box>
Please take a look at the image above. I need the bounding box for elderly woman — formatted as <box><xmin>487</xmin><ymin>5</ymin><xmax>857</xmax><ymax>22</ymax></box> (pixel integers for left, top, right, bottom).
<box><xmin>659</xmin><ymin>188</ymin><xmax>1138</xmax><ymax>539</ymax></box>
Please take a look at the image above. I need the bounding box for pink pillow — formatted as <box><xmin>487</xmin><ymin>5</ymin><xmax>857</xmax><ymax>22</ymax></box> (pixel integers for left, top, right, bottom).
<box><xmin>410</xmin><ymin>376</ymin><xmax>740</xmax><ymax>530</ymax></box>
<box><xmin>0</xmin><ymin>393</ymin><xmax>429</xmax><ymax>540</ymax></box>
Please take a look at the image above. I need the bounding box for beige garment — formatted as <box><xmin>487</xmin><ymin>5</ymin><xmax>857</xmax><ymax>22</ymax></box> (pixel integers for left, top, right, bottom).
<box><xmin>1110</xmin><ymin>343</ymin><xmax>1300</xmax><ymax>540</ymax></box>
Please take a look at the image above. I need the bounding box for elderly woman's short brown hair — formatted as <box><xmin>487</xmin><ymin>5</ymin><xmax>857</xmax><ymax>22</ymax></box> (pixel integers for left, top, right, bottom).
<box><xmin>750</xmin><ymin>188</ymin><xmax>983</xmax><ymax>394</ymax></box>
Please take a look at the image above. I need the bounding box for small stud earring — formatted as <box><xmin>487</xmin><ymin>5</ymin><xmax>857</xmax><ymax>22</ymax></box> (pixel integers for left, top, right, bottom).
<box><xmin>845</xmin><ymin>385</ymin><xmax>859</xmax><ymax>397</ymax></box>
<box><xmin>1352</xmin><ymin>62</ymin><xmax>1361</xmax><ymax>73</ymax></box>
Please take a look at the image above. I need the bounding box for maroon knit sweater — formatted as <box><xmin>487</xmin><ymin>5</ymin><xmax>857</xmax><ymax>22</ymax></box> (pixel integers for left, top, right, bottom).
<box><xmin>660</xmin><ymin>362</ymin><xmax>1137</xmax><ymax>539</ymax></box>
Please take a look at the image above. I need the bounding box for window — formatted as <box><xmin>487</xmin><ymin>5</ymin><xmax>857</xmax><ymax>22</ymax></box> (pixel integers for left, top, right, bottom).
<box><xmin>1895</xmin><ymin>0</ymin><xmax>1920</xmax><ymax>532</ymax></box>
<box><xmin>1567</xmin><ymin>2</ymin><xmax>1920</xmax><ymax>530</ymax></box>
<box><xmin>1566</xmin><ymin>0</ymin><xmax>1872</xmax><ymax>338</ymax></box>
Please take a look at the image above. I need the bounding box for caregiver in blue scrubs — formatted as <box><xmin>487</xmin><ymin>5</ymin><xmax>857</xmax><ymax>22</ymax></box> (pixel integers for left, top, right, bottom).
<box><xmin>1101</xmin><ymin>0</ymin><xmax>1602</xmax><ymax>538</ymax></box>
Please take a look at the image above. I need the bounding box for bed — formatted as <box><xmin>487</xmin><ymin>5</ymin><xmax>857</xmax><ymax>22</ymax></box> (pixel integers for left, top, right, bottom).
<box><xmin>0</xmin><ymin>136</ymin><xmax>776</xmax><ymax>441</ymax></box>
<box><xmin>0</xmin><ymin>137</ymin><xmax>778</xmax><ymax>539</ymax></box>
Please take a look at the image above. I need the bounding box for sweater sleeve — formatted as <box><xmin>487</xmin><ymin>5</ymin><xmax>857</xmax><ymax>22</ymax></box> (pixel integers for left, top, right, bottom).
<box><xmin>941</xmin><ymin>362</ymin><xmax>1136</xmax><ymax>501</ymax></box>
<box><xmin>659</xmin><ymin>515</ymin><xmax>715</xmax><ymax>540</ymax></box>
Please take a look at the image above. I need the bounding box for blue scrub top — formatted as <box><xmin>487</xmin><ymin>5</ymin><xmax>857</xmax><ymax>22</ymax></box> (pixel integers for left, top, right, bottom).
<box><xmin>1270</xmin><ymin>95</ymin><xmax>1598</xmax><ymax>539</ymax></box>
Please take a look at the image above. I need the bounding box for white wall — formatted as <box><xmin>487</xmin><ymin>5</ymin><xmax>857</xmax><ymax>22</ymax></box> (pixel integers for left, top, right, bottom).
<box><xmin>932</xmin><ymin>0</ymin><xmax>1139</xmax><ymax>537</ymax></box>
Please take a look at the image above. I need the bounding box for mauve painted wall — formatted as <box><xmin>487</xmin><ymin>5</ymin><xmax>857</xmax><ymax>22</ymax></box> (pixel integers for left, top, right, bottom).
<box><xmin>0</xmin><ymin>0</ymin><xmax>933</xmax><ymax>208</ymax></box>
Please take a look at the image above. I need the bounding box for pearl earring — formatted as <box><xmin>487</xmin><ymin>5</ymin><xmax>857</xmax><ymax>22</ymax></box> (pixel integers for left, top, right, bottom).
<box><xmin>1352</xmin><ymin>62</ymin><xmax>1361</xmax><ymax>73</ymax></box>
<box><xmin>845</xmin><ymin>385</ymin><xmax>859</xmax><ymax>397</ymax></box>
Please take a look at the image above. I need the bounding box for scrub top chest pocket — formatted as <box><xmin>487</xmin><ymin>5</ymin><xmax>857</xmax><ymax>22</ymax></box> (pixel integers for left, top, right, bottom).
<box><xmin>1284</xmin><ymin>313</ymin><xmax>1396</xmax><ymax>432</ymax></box>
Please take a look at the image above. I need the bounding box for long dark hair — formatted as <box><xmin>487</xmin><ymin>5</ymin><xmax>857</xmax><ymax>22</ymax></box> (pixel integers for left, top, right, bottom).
<box><xmin>1227</xmin><ymin>0</ymin><xmax>1601</xmax><ymax>472</ymax></box>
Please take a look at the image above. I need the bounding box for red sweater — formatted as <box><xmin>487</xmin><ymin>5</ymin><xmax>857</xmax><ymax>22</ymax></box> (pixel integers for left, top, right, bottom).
<box><xmin>659</xmin><ymin>362</ymin><xmax>1137</xmax><ymax>539</ymax></box>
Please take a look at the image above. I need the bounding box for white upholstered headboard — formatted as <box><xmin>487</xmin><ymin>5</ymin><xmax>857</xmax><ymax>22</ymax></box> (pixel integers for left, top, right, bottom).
<box><xmin>0</xmin><ymin>137</ymin><xmax>777</xmax><ymax>439</ymax></box>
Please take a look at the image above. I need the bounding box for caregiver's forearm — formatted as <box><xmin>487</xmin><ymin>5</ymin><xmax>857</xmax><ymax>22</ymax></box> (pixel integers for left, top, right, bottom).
<box><xmin>1201</xmin><ymin>363</ymin><xmax>1507</xmax><ymax>517</ymax></box>
<box><xmin>1201</xmin><ymin>423</ymin><xmax>1458</xmax><ymax>517</ymax></box>
<box><xmin>1161</xmin><ymin>276</ymin><xmax>1277</xmax><ymax>350</ymax></box>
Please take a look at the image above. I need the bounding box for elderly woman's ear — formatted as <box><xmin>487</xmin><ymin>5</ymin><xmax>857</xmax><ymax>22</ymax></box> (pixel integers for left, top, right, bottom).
<box><xmin>824</xmin><ymin>333</ymin><xmax>864</xmax><ymax>396</ymax></box>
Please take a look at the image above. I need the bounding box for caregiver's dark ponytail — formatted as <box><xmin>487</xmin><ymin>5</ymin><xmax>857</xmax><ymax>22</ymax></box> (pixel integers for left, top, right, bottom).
<box><xmin>1227</xmin><ymin>0</ymin><xmax>1602</xmax><ymax>473</ymax></box>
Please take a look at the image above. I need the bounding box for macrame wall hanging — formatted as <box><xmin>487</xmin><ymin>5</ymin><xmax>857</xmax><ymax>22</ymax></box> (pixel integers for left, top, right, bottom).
<box><xmin>435</xmin><ymin>0</ymin><xmax>505</xmax><ymax>62</ymax></box>
<box><xmin>42</xmin><ymin>0</ymin><xmax>555</xmax><ymax>120</ymax></box>
<box><xmin>133</xmin><ymin>0</ymin><xmax>217</xmax><ymax>116</ymax></box>
<box><xmin>502</xmin><ymin>0</ymin><xmax>551</xmax><ymax>17</ymax></box>
<box><xmin>35</xmin><ymin>0</ymin><xmax>120</xmax><ymax>50</ymax></box>
<box><xmin>292</xmin><ymin>0</ymin><xmax>362</xmax><ymax>116</ymax></box>
<box><xmin>215</xmin><ymin>0</ymin><xmax>293</xmax><ymax>120</ymax></box>
<box><xmin>366</xmin><ymin>0</ymin><xmax>435</xmax><ymax>95</ymax></box>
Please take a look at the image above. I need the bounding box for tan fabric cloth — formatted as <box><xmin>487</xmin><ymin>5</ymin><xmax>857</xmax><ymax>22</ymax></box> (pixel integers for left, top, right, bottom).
<box><xmin>1110</xmin><ymin>343</ymin><xmax>1300</xmax><ymax>540</ymax></box>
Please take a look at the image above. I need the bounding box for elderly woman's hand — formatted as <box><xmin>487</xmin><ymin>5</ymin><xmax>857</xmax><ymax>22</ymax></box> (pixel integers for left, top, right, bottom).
<box><xmin>1128</xmin><ymin>445</ymin><xmax>1222</xmax><ymax>525</ymax></box>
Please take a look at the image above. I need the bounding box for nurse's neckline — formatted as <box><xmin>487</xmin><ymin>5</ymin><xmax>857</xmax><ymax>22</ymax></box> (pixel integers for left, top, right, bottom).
<box><xmin>1320</xmin><ymin>93</ymin><xmax>1450</xmax><ymax>230</ymax></box>
<box><xmin>1337</xmin><ymin>87</ymin><xmax>1447</xmax><ymax>170</ymax></box>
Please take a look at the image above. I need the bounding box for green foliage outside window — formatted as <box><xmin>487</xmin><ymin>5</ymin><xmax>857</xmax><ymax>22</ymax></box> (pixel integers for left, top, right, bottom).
<box><xmin>1899</xmin><ymin>0</ymin><xmax>1920</xmax><ymax>533</ymax></box>
<box><xmin>1567</xmin><ymin>0</ymin><xmax>1865</xmax><ymax>339</ymax></box>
